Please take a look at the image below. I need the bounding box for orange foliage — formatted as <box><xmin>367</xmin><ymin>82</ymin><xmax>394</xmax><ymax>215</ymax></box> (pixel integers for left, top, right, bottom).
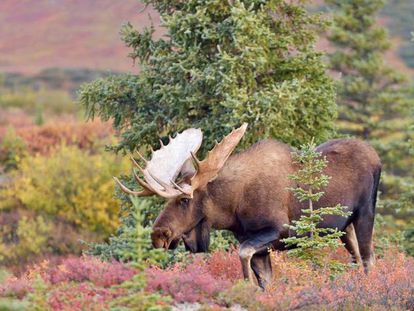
<box><xmin>0</xmin><ymin>109</ymin><xmax>115</xmax><ymax>156</ymax></box>
<box><xmin>0</xmin><ymin>119</ymin><xmax>114</xmax><ymax>155</ymax></box>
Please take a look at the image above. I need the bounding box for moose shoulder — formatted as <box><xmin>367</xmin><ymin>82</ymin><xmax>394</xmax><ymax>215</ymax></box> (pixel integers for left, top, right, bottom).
<box><xmin>115</xmin><ymin>124</ymin><xmax>381</xmax><ymax>289</ymax></box>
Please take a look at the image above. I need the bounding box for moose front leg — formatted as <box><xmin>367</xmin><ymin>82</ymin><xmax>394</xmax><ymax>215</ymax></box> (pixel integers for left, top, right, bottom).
<box><xmin>239</xmin><ymin>229</ymin><xmax>279</xmax><ymax>288</ymax></box>
<box><xmin>251</xmin><ymin>253</ymin><xmax>272</xmax><ymax>289</ymax></box>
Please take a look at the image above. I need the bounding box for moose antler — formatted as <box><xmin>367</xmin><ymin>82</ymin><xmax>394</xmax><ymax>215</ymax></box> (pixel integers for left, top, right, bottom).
<box><xmin>190</xmin><ymin>123</ymin><xmax>248</xmax><ymax>190</ymax></box>
<box><xmin>114</xmin><ymin>123</ymin><xmax>248</xmax><ymax>199</ymax></box>
<box><xmin>114</xmin><ymin>128</ymin><xmax>203</xmax><ymax>198</ymax></box>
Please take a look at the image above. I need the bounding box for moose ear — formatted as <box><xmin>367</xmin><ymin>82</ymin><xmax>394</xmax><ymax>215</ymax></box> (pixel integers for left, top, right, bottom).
<box><xmin>190</xmin><ymin>123</ymin><xmax>248</xmax><ymax>189</ymax></box>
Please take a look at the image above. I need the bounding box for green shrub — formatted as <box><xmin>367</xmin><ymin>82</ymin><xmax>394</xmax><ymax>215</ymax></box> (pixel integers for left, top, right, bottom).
<box><xmin>0</xmin><ymin>298</ymin><xmax>29</xmax><ymax>311</ymax></box>
<box><xmin>0</xmin><ymin>215</ymin><xmax>51</xmax><ymax>264</ymax></box>
<box><xmin>209</xmin><ymin>230</ymin><xmax>238</xmax><ymax>252</ymax></box>
<box><xmin>0</xmin><ymin>128</ymin><xmax>28</xmax><ymax>171</ymax></box>
<box><xmin>373</xmin><ymin>214</ymin><xmax>405</xmax><ymax>257</ymax></box>
<box><xmin>0</xmin><ymin>88</ymin><xmax>78</xmax><ymax>116</ymax></box>
<box><xmin>87</xmin><ymin>197</ymin><xmax>169</xmax><ymax>264</ymax></box>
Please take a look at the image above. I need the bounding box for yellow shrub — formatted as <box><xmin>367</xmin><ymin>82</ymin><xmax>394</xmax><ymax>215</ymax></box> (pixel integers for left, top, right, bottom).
<box><xmin>0</xmin><ymin>215</ymin><xmax>51</xmax><ymax>263</ymax></box>
<box><xmin>2</xmin><ymin>145</ymin><xmax>128</xmax><ymax>234</ymax></box>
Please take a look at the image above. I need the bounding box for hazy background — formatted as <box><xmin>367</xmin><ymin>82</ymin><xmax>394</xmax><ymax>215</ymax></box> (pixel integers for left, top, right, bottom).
<box><xmin>1</xmin><ymin>0</ymin><xmax>413</xmax><ymax>84</ymax></box>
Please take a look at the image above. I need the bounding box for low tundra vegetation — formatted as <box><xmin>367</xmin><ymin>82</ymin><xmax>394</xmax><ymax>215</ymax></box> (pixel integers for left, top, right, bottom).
<box><xmin>0</xmin><ymin>248</ymin><xmax>412</xmax><ymax>310</ymax></box>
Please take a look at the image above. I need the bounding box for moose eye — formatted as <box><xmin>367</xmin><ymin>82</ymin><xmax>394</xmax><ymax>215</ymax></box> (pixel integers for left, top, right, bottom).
<box><xmin>180</xmin><ymin>198</ymin><xmax>190</xmax><ymax>208</ymax></box>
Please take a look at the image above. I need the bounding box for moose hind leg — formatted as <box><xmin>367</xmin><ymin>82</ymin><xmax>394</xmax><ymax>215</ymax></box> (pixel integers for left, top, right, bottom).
<box><xmin>341</xmin><ymin>223</ymin><xmax>362</xmax><ymax>265</ymax></box>
<box><xmin>251</xmin><ymin>253</ymin><xmax>272</xmax><ymax>289</ymax></box>
<box><xmin>239</xmin><ymin>229</ymin><xmax>279</xmax><ymax>288</ymax></box>
<box><xmin>353</xmin><ymin>210</ymin><xmax>375</xmax><ymax>273</ymax></box>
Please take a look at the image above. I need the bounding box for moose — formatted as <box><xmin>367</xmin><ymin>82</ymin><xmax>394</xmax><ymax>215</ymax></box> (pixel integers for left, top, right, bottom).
<box><xmin>114</xmin><ymin>124</ymin><xmax>381</xmax><ymax>288</ymax></box>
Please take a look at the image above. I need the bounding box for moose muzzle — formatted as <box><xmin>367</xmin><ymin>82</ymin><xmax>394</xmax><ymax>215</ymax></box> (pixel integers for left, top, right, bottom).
<box><xmin>151</xmin><ymin>227</ymin><xmax>173</xmax><ymax>249</ymax></box>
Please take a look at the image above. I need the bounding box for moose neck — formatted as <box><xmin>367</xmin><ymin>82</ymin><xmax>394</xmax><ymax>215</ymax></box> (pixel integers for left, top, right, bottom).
<box><xmin>200</xmin><ymin>139</ymin><xmax>300</xmax><ymax>238</ymax></box>
<box><xmin>202</xmin><ymin>168</ymin><xmax>244</xmax><ymax>231</ymax></box>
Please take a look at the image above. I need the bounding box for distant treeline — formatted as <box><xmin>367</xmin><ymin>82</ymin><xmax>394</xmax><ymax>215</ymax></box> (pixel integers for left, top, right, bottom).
<box><xmin>316</xmin><ymin>0</ymin><xmax>414</xmax><ymax>71</ymax></box>
<box><xmin>382</xmin><ymin>0</ymin><xmax>414</xmax><ymax>68</ymax></box>
<box><xmin>0</xmin><ymin>68</ymin><xmax>119</xmax><ymax>96</ymax></box>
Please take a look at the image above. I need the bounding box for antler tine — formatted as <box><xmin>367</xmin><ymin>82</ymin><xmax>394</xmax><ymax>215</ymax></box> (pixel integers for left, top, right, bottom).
<box><xmin>190</xmin><ymin>151</ymin><xmax>200</xmax><ymax>170</ymax></box>
<box><xmin>205</xmin><ymin>123</ymin><xmax>247</xmax><ymax>159</ymax></box>
<box><xmin>159</xmin><ymin>139</ymin><xmax>164</xmax><ymax>147</ymax></box>
<box><xmin>113</xmin><ymin>177</ymin><xmax>153</xmax><ymax>196</ymax></box>
<box><xmin>130</xmin><ymin>155</ymin><xmax>145</xmax><ymax>173</ymax></box>
<box><xmin>135</xmin><ymin>151</ymin><xmax>148</xmax><ymax>164</ymax></box>
<box><xmin>132</xmin><ymin>169</ymin><xmax>155</xmax><ymax>192</ymax></box>
<box><xmin>170</xmin><ymin>179</ymin><xmax>192</xmax><ymax>195</ymax></box>
<box><xmin>129</xmin><ymin>152</ymin><xmax>162</xmax><ymax>194</ymax></box>
<box><xmin>147</xmin><ymin>170</ymin><xmax>170</xmax><ymax>191</ymax></box>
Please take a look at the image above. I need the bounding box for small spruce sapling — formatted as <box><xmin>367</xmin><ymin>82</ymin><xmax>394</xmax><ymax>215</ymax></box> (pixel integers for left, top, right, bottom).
<box><xmin>282</xmin><ymin>140</ymin><xmax>351</xmax><ymax>272</ymax></box>
<box><xmin>111</xmin><ymin>196</ymin><xmax>171</xmax><ymax>310</ymax></box>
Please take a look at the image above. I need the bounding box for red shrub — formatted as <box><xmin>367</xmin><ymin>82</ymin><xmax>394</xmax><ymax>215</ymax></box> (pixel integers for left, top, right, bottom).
<box><xmin>206</xmin><ymin>247</ymin><xmax>242</xmax><ymax>282</ymax></box>
<box><xmin>29</xmin><ymin>256</ymin><xmax>136</xmax><ymax>287</ymax></box>
<box><xmin>146</xmin><ymin>250</ymin><xmax>242</xmax><ymax>303</ymax></box>
<box><xmin>1</xmin><ymin>248</ymin><xmax>412</xmax><ymax>310</ymax></box>
<box><xmin>0</xmin><ymin>257</ymin><xmax>135</xmax><ymax>310</ymax></box>
<box><xmin>332</xmin><ymin>251</ymin><xmax>414</xmax><ymax>309</ymax></box>
<box><xmin>0</xmin><ymin>275</ymin><xmax>32</xmax><ymax>299</ymax></box>
<box><xmin>47</xmin><ymin>282</ymin><xmax>125</xmax><ymax>311</ymax></box>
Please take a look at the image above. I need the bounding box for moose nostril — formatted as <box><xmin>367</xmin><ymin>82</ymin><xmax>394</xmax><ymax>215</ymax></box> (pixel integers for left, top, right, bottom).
<box><xmin>151</xmin><ymin>227</ymin><xmax>172</xmax><ymax>248</ymax></box>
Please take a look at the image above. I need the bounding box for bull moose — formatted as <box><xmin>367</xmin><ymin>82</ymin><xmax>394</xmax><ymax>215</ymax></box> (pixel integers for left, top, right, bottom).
<box><xmin>114</xmin><ymin>123</ymin><xmax>381</xmax><ymax>288</ymax></box>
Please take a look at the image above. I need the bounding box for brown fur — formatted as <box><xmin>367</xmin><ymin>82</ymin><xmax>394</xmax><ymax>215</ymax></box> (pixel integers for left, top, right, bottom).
<box><xmin>151</xmin><ymin>138</ymin><xmax>381</xmax><ymax>287</ymax></box>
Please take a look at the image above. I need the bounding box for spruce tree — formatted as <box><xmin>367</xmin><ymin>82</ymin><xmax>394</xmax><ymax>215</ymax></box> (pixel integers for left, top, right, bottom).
<box><xmin>326</xmin><ymin>0</ymin><xmax>414</xmax><ymax>252</ymax></box>
<box><xmin>80</xmin><ymin>0</ymin><xmax>336</xmax><ymax>154</ymax></box>
<box><xmin>79</xmin><ymin>0</ymin><xmax>338</xmax><ymax>257</ymax></box>
<box><xmin>282</xmin><ymin>141</ymin><xmax>351</xmax><ymax>272</ymax></box>
<box><xmin>327</xmin><ymin>0</ymin><xmax>409</xmax><ymax>139</ymax></box>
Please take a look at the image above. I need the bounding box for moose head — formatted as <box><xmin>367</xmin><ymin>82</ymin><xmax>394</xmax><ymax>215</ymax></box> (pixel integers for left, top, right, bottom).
<box><xmin>114</xmin><ymin>123</ymin><xmax>248</xmax><ymax>252</ymax></box>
